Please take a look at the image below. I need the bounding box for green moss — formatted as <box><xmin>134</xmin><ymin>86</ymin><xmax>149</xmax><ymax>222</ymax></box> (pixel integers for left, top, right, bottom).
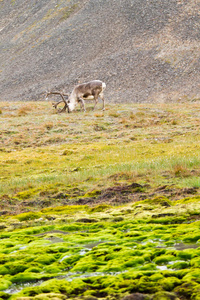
<box><xmin>161</xmin><ymin>277</ymin><xmax>181</xmax><ymax>291</ymax></box>
<box><xmin>59</xmin><ymin>254</ymin><xmax>81</xmax><ymax>266</ymax></box>
<box><xmin>41</xmin><ymin>205</ymin><xmax>88</xmax><ymax>215</ymax></box>
<box><xmin>176</xmin><ymin>196</ymin><xmax>200</xmax><ymax>204</ymax></box>
<box><xmin>15</xmin><ymin>188</ymin><xmax>40</xmax><ymax>200</ymax></box>
<box><xmin>139</xmin><ymin>196</ymin><xmax>172</xmax><ymax>207</ymax></box>
<box><xmin>137</xmin><ymin>276</ymin><xmax>160</xmax><ymax>293</ymax></box>
<box><xmin>84</xmin><ymin>190</ymin><xmax>101</xmax><ymax>197</ymax></box>
<box><xmin>89</xmin><ymin>204</ymin><xmax>111</xmax><ymax>212</ymax></box>
<box><xmin>0</xmin><ymin>267</ymin><xmax>8</xmax><ymax>275</ymax></box>
<box><xmin>0</xmin><ymin>291</ymin><xmax>10</xmax><ymax>300</ymax></box>
<box><xmin>149</xmin><ymin>273</ymin><xmax>164</xmax><ymax>281</ymax></box>
<box><xmin>0</xmin><ymin>241</ymin><xmax>16</xmax><ymax>249</ymax></box>
<box><xmin>139</xmin><ymin>263</ymin><xmax>157</xmax><ymax>271</ymax></box>
<box><xmin>169</xmin><ymin>261</ymin><xmax>190</xmax><ymax>269</ymax></box>
<box><xmin>26</xmin><ymin>266</ymin><xmax>42</xmax><ymax>273</ymax></box>
<box><xmin>191</xmin><ymin>257</ymin><xmax>200</xmax><ymax>268</ymax></box>
<box><xmin>46</xmin><ymin>245</ymin><xmax>70</xmax><ymax>254</ymax></box>
<box><xmin>124</xmin><ymin>231</ymin><xmax>142</xmax><ymax>237</ymax></box>
<box><xmin>11</xmin><ymin>272</ymin><xmax>50</xmax><ymax>284</ymax></box>
<box><xmin>149</xmin><ymin>216</ymin><xmax>186</xmax><ymax>225</ymax></box>
<box><xmin>43</xmin><ymin>265</ymin><xmax>62</xmax><ymax>274</ymax></box>
<box><xmin>182</xmin><ymin>270</ymin><xmax>200</xmax><ymax>283</ymax></box>
<box><xmin>0</xmin><ymin>278</ymin><xmax>12</xmax><ymax>291</ymax></box>
<box><xmin>153</xmin><ymin>255</ymin><xmax>176</xmax><ymax>265</ymax></box>
<box><xmin>23</xmin><ymin>293</ymin><xmax>67</xmax><ymax>299</ymax></box>
<box><xmin>59</xmin><ymin>224</ymin><xmax>82</xmax><ymax>231</ymax></box>
<box><xmin>4</xmin><ymin>261</ymin><xmax>28</xmax><ymax>275</ymax></box>
<box><xmin>123</xmin><ymin>257</ymin><xmax>145</xmax><ymax>268</ymax></box>
<box><xmin>182</xmin><ymin>233</ymin><xmax>200</xmax><ymax>243</ymax></box>
<box><xmin>16</xmin><ymin>212</ymin><xmax>41</xmax><ymax>221</ymax></box>
<box><xmin>71</xmin><ymin>259</ymin><xmax>100</xmax><ymax>273</ymax></box>
<box><xmin>113</xmin><ymin>216</ymin><xmax>124</xmax><ymax>222</ymax></box>
<box><xmin>176</xmin><ymin>249</ymin><xmax>195</xmax><ymax>260</ymax></box>
<box><xmin>34</xmin><ymin>254</ymin><xmax>57</xmax><ymax>265</ymax></box>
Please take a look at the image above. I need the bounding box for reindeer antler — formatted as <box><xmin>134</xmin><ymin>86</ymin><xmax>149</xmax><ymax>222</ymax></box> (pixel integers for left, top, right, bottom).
<box><xmin>45</xmin><ymin>91</ymin><xmax>69</xmax><ymax>113</ymax></box>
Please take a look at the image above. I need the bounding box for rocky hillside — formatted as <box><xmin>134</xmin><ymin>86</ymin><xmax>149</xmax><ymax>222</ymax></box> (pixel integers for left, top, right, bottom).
<box><xmin>0</xmin><ymin>0</ymin><xmax>199</xmax><ymax>102</ymax></box>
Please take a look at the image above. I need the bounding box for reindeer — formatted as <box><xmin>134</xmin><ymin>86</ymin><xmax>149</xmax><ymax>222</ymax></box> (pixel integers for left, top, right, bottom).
<box><xmin>46</xmin><ymin>80</ymin><xmax>106</xmax><ymax>113</ymax></box>
<box><xmin>67</xmin><ymin>80</ymin><xmax>106</xmax><ymax>112</ymax></box>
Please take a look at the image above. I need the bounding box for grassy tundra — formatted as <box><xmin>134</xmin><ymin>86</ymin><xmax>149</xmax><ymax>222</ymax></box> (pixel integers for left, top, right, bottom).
<box><xmin>0</xmin><ymin>101</ymin><xmax>199</xmax><ymax>204</ymax></box>
<box><xmin>0</xmin><ymin>100</ymin><xmax>200</xmax><ymax>299</ymax></box>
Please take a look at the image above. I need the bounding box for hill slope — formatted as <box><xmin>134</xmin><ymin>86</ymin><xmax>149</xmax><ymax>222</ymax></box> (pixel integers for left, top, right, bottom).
<box><xmin>0</xmin><ymin>0</ymin><xmax>200</xmax><ymax>102</ymax></box>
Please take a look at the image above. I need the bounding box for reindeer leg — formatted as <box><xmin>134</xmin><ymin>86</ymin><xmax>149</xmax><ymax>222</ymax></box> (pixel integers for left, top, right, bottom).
<box><xmin>99</xmin><ymin>93</ymin><xmax>105</xmax><ymax>111</ymax></box>
<box><xmin>78</xmin><ymin>98</ymin><xmax>83</xmax><ymax>110</ymax></box>
<box><xmin>78</xmin><ymin>98</ymin><xmax>86</xmax><ymax>112</ymax></box>
<box><xmin>93</xmin><ymin>96</ymin><xmax>98</xmax><ymax>111</ymax></box>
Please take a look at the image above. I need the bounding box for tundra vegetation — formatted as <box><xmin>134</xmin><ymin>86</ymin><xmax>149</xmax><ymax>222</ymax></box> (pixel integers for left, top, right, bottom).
<box><xmin>0</xmin><ymin>100</ymin><xmax>200</xmax><ymax>300</ymax></box>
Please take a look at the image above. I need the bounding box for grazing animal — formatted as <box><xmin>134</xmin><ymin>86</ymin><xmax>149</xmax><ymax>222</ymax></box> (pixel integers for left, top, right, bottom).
<box><xmin>67</xmin><ymin>80</ymin><xmax>106</xmax><ymax>112</ymax></box>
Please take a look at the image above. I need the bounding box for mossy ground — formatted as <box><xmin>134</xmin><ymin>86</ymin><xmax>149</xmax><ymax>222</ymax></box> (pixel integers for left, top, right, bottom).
<box><xmin>0</xmin><ymin>100</ymin><xmax>200</xmax><ymax>299</ymax></box>
<box><xmin>1</xmin><ymin>198</ymin><xmax>200</xmax><ymax>299</ymax></box>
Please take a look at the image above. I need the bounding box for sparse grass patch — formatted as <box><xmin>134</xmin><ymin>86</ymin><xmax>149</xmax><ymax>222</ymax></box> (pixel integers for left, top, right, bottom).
<box><xmin>135</xmin><ymin>111</ymin><xmax>145</xmax><ymax>117</ymax></box>
<box><xmin>43</xmin><ymin>122</ymin><xmax>54</xmax><ymax>130</ymax></box>
<box><xmin>171</xmin><ymin>119</ymin><xmax>178</xmax><ymax>125</ymax></box>
<box><xmin>94</xmin><ymin>112</ymin><xmax>104</xmax><ymax>118</ymax></box>
<box><xmin>119</xmin><ymin>117</ymin><xmax>129</xmax><ymax>124</ymax></box>
<box><xmin>109</xmin><ymin>112</ymin><xmax>120</xmax><ymax>118</ymax></box>
<box><xmin>173</xmin><ymin>164</ymin><xmax>190</xmax><ymax>178</ymax></box>
<box><xmin>108</xmin><ymin>171</ymin><xmax>136</xmax><ymax>182</ymax></box>
<box><xmin>17</xmin><ymin>104</ymin><xmax>34</xmax><ymax>116</ymax></box>
<box><xmin>62</xmin><ymin>149</ymin><xmax>75</xmax><ymax>155</ymax></box>
<box><xmin>129</xmin><ymin>111</ymin><xmax>137</xmax><ymax>120</ymax></box>
<box><xmin>180</xmin><ymin>177</ymin><xmax>200</xmax><ymax>189</ymax></box>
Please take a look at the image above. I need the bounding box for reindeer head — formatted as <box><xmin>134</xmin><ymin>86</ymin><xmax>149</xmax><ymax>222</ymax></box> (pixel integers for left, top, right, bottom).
<box><xmin>67</xmin><ymin>100</ymin><xmax>75</xmax><ymax>112</ymax></box>
<box><xmin>67</xmin><ymin>94</ymin><xmax>76</xmax><ymax>112</ymax></box>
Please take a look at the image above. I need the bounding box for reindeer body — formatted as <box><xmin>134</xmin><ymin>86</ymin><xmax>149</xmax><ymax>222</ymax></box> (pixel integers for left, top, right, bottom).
<box><xmin>68</xmin><ymin>80</ymin><xmax>106</xmax><ymax>112</ymax></box>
